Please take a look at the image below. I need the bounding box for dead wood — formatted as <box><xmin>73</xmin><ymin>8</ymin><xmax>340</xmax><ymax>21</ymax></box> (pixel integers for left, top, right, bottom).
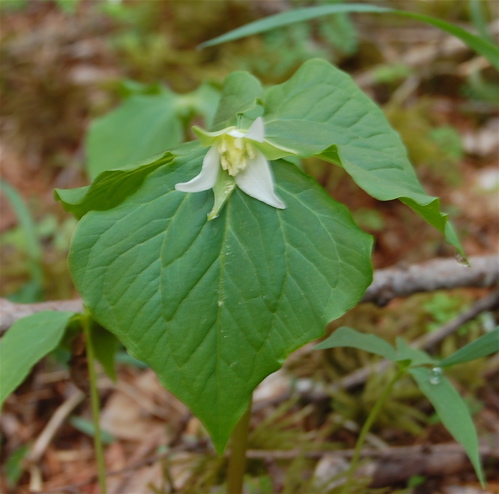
<box><xmin>1</xmin><ymin>255</ymin><xmax>497</xmax><ymax>334</ymax></box>
<box><xmin>362</xmin><ymin>254</ymin><xmax>498</xmax><ymax>306</ymax></box>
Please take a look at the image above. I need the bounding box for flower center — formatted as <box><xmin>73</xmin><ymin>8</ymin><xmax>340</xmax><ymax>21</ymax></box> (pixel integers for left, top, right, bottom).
<box><xmin>217</xmin><ymin>134</ymin><xmax>256</xmax><ymax>177</ymax></box>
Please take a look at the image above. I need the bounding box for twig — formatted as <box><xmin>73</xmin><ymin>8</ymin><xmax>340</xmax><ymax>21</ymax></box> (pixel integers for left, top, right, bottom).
<box><xmin>414</xmin><ymin>289</ymin><xmax>499</xmax><ymax>349</ymax></box>
<box><xmin>1</xmin><ymin>255</ymin><xmax>497</xmax><ymax>333</ymax></box>
<box><xmin>245</xmin><ymin>437</ymin><xmax>499</xmax><ymax>460</ymax></box>
<box><xmin>362</xmin><ymin>255</ymin><xmax>498</xmax><ymax>306</ymax></box>
<box><xmin>35</xmin><ymin>437</ymin><xmax>499</xmax><ymax>493</ymax></box>
<box><xmin>26</xmin><ymin>386</ymin><xmax>85</xmax><ymax>464</ymax></box>
<box><xmin>355</xmin><ymin>20</ymin><xmax>499</xmax><ymax>88</ymax></box>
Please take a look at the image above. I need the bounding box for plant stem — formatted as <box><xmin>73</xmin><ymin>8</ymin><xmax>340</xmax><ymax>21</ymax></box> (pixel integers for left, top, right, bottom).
<box><xmin>83</xmin><ymin>315</ymin><xmax>107</xmax><ymax>494</ymax></box>
<box><xmin>226</xmin><ymin>397</ymin><xmax>252</xmax><ymax>494</ymax></box>
<box><xmin>341</xmin><ymin>366</ymin><xmax>405</xmax><ymax>494</ymax></box>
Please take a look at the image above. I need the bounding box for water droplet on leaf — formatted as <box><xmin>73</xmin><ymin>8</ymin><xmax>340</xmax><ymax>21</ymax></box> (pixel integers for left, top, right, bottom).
<box><xmin>429</xmin><ymin>366</ymin><xmax>443</xmax><ymax>385</ymax></box>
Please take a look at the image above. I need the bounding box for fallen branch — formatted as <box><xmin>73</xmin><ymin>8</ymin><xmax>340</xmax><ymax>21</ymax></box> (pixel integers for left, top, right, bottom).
<box><xmin>362</xmin><ymin>254</ymin><xmax>498</xmax><ymax>306</ymax></box>
<box><xmin>1</xmin><ymin>255</ymin><xmax>497</xmax><ymax>334</ymax></box>
<box><xmin>26</xmin><ymin>386</ymin><xmax>85</xmax><ymax>465</ymax></box>
<box><xmin>0</xmin><ymin>298</ymin><xmax>83</xmax><ymax>334</ymax></box>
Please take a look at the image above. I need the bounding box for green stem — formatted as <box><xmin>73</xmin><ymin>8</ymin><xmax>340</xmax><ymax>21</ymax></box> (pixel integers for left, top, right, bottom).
<box><xmin>83</xmin><ymin>315</ymin><xmax>108</xmax><ymax>494</ymax></box>
<box><xmin>226</xmin><ymin>397</ymin><xmax>252</xmax><ymax>494</ymax></box>
<box><xmin>341</xmin><ymin>366</ymin><xmax>405</xmax><ymax>494</ymax></box>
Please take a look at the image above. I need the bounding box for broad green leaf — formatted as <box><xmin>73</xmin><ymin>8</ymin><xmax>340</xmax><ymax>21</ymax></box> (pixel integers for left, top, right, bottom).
<box><xmin>262</xmin><ymin>59</ymin><xmax>464</xmax><ymax>257</ymax></box>
<box><xmin>211</xmin><ymin>71</ymin><xmax>264</xmax><ymax>130</ymax></box>
<box><xmin>55</xmin><ymin>143</ymin><xmax>200</xmax><ymax>219</ymax></box>
<box><xmin>409</xmin><ymin>367</ymin><xmax>484</xmax><ymax>485</ymax></box>
<box><xmin>91</xmin><ymin>323</ymin><xmax>118</xmax><ymax>382</ymax></box>
<box><xmin>118</xmin><ymin>79</ymin><xmax>165</xmax><ymax>98</ymax></box>
<box><xmin>86</xmin><ymin>91</ymin><xmax>182</xmax><ymax>179</ymax></box>
<box><xmin>200</xmin><ymin>4</ymin><xmax>499</xmax><ymax>70</ymax></box>
<box><xmin>69</xmin><ymin>153</ymin><xmax>373</xmax><ymax>453</ymax></box>
<box><xmin>439</xmin><ymin>327</ymin><xmax>499</xmax><ymax>368</ymax></box>
<box><xmin>395</xmin><ymin>338</ymin><xmax>436</xmax><ymax>366</ymax></box>
<box><xmin>0</xmin><ymin>311</ymin><xmax>75</xmax><ymax>408</ymax></box>
<box><xmin>314</xmin><ymin>326</ymin><xmax>397</xmax><ymax>362</ymax></box>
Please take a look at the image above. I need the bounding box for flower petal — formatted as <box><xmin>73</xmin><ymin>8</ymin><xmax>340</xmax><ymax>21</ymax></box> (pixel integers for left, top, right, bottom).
<box><xmin>234</xmin><ymin>150</ymin><xmax>285</xmax><ymax>209</ymax></box>
<box><xmin>244</xmin><ymin>116</ymin><xmax>265</xmax><ymax>142</ymax></box>
<box><xmin>227</xmin><ymin>117</ymin><xmax>265</xmax><ymax>142</ymax></box>
<box><xmin>175</xmin><ymin>145</ymin><xmax>220</xmax><ymax>192</ymax></box>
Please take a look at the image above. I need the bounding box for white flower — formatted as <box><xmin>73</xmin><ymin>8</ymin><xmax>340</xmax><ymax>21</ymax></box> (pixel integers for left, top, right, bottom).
<box><xmin>175</xmin><ymin>117</ymin><xmax>286</xmax><ymax>218</ymax></box>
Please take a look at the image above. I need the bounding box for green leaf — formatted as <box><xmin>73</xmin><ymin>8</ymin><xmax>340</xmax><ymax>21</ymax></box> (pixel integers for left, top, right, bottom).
<box><xmin>86</xmin><ymin>90</ymin><xmax>182</xmax><ymax>180</ymax></box>
<box><xmin>409</xmin><ymin>367</ymin><xmax>485</xmax><ymax>485</ymax></box>
<box><xmin>439</xmin><ymin>327</ymin><xmax>499</xmax><ymax>367</ymax></box>
<box><xmin>4</xmin><ymin>444</ymin><xmax>29</xmax><ymax>488</ymax></box>
<box><xmin>0</xmin><ymin>311</ymin><xmax>75</xmax><ymax>408</ymax></box>
<box><xmin>395</xmin><ymin>338</ymin><xmax>436</xmax><ymax>366</ymax></box>
<box><xmin>174</xmin><ymin>82</ymin><xmax>221</xmax><ymax>129</ymax></box>
<box><xmin>397</xmin><ymin>9</ymin><xmax>499</xmax><ymax>70</ymax></box>
<box><xmin>91</xmin><ymin>323</ymin><xmax>118</xmax><ymax>382</ymax></box>
<box><xmin>53</xmin><ymin>0</ymin><xmax>79</xmax><ymax>14</ymax></box>
<box><xmin>0</xmin><ymin>180</ymin><xmax>44</xmax><ymax>301</ymax></box>
<box><xmin>314</xmin><ymin>326</ymin><xmax>397</xmax><ymax>362</ymax></box>
<box><xmin>55</xmin><ymin>142</ymin><xmax>200</xmax><ymax>219</ymax></box>
<box><xmin>469</xmin><ymin>0</ymin><xmax>495</xmax><ymax>44</ymax></box>
<box><xmin>69</xmin><ymin>416</ymin><xmax>115</xmax><ymax>444</ymax></box>
<box><xmin>211</xmin><ymin>71</ymin><xmax>264</xmax><ymax>130</ymax></box>
<box><xmin>314</xmin><ymin>329</ymin><xmax>437</xmax><ymax>367</ymax></box>
<box><xmin>200</xmin><ymin>4</ymin><xmax>499</xmax><ymax>70</ymax></box>
<box><xmin>262</xmin><ymin>59</ymin><xmax>464</xmax><ymax>257</ymax></box>
<box><xmin>69</xmin><ymin>153</ymin><xmax>373</xmax><ymax>453</ymax></box>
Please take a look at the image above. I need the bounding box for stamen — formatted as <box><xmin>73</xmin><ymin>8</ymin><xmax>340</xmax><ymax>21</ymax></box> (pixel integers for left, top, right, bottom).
<box><xmin>217</xmin><ymin>134</ymin><xmax>255</xmax><ymax>177</ymax></box>
<box><xmin>246</xmin><ymin>143</ymin><xmax>255</xmax><ymax>160</ymax></box>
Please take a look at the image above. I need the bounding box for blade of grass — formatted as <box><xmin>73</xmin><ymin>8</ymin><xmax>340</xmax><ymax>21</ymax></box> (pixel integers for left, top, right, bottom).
<box><xmin>200</xmin><ymin>4</ymin><xmax>499</xmax><ymax>70</ymax></box>
<box><xmin>0</xmin><ymin>179</ymin><xmax>44</xmax><ymax>300</ymax></box>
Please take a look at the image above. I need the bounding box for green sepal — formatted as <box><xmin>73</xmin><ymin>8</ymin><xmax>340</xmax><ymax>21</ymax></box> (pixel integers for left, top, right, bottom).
<box><xmin>208</xmin><ymin>170</ymin><xmax>236</xmax><ymax>221</ymax></box>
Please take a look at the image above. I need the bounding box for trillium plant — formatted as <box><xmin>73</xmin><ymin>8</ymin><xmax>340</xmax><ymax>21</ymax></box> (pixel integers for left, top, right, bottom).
<box><xmin>55</xmin><ymin>56</ymin><xmax>465</xmax><ymax>451</ymax></box>
<box><xmin>3</xmin><ymin>58</ymin><xmax>491</xmax><ymax>492</ymax></box>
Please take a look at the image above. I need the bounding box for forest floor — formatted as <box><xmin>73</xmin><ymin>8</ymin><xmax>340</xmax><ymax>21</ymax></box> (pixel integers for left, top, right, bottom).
<box><xmin>0</xmin><ymin>1</ymin><xmax>498</xmax><ymax>493</ymax></box>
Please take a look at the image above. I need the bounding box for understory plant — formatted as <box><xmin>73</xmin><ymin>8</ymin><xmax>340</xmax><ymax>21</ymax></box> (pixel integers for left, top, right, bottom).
<box><xmin>1</xmin><ymin>2</ymin><xmax>498</xmax><ymax>491</ymax></box>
